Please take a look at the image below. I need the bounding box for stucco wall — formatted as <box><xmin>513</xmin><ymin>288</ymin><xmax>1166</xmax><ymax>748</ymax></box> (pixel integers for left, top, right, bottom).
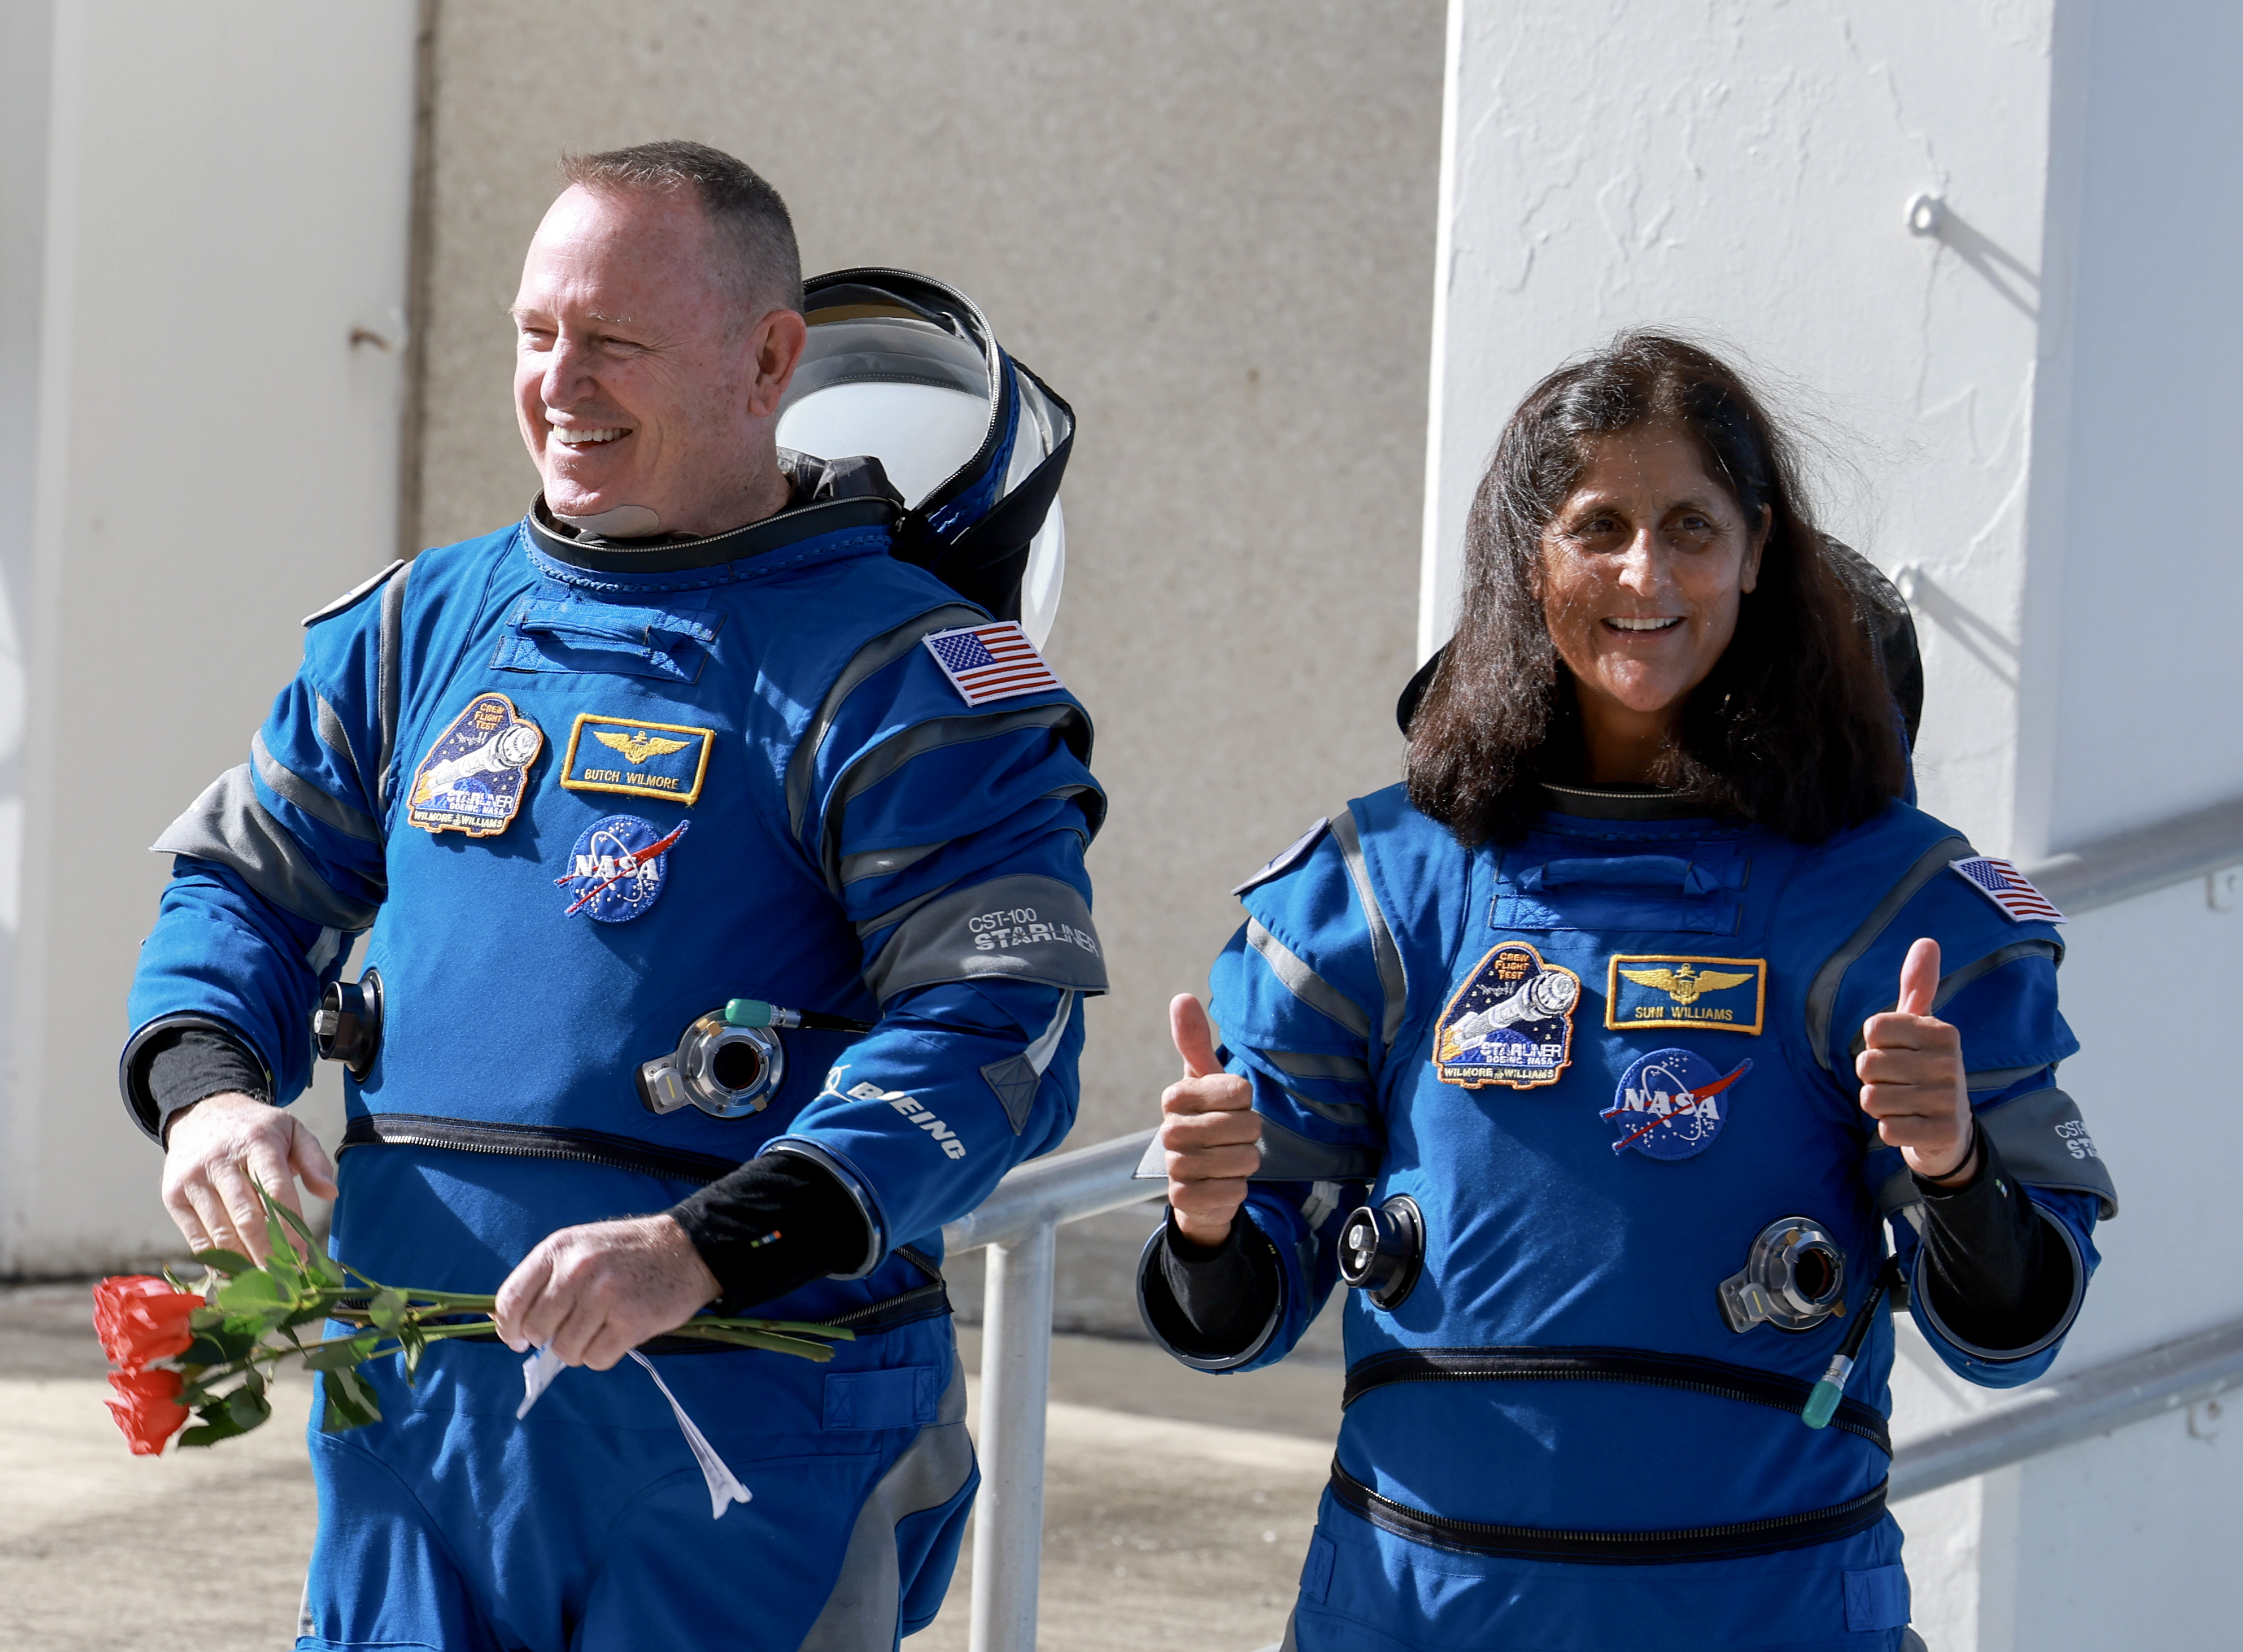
<box><xmin>413</xmin><ymin>0</ymin><xmax>1446</xmax><ymax>1317</ymax></box>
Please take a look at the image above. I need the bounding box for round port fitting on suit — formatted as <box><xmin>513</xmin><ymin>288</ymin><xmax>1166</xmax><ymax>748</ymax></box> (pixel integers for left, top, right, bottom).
<box><xmin>1717</xmin><ymin>1216</ymin><xmax>1847</xmax><ymax>1333</ymax></box>
<box><xmin>637</xmin><ymin>1012</ymin><xmax>785</xmax><ymax>1120</ymax></box>
<box><xmin>1338</xmin><ymin>1194</ymin><xmax>1425</xmax><ymax>1311</ymax></box>
<box><xmin>312</xmin><ymin>968</ymin><xmax>383</xmax><ymax>1080</ymax></box>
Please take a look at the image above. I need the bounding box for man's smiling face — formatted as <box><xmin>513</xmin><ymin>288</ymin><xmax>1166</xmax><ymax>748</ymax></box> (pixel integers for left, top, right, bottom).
<box><xmin>510</xmin><ymin>184</ymin><xmax>799</xmax><ymax>536</ymax></box>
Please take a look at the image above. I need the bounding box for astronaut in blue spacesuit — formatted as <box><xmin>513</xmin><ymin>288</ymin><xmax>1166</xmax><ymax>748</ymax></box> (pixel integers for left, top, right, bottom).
<box><xmin>124</xmin><ymin>142</ymin><xmax>1098</xmax><ymax>1649</ymax></box>
<box><xmin>1139</xmin><ymin>333</ymin><xmax>2114</xmax><ymax>1652</ymax></box>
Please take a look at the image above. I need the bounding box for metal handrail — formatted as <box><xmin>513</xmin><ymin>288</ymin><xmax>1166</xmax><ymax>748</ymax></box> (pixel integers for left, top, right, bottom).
<box><xmin>2023</xmin><ymin>791</ymin><xmax>2243</xmax><ymax>914</ymax></box>
<box><xmin>943</xmin><ymin>1129</ymin><xmax>1159</xmax><ymax>1652</ymax></box>
<box><xmin>936</xmin><ymin>797</ymin><xmax>2243</xmax><ymax>1651</ymax></box>
<box><xmin>1890</xmin><ymin>1316</ymin><xmax>2243</xmax><ymax>1500</ymax></box>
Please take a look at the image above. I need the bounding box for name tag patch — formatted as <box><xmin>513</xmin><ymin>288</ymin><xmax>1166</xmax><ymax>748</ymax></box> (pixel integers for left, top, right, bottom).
<box><xmin>1433</xmin><ymin>942</ymin><xmax>1581</xmax><ymax>1090</ymax></box>
<box><xmin>560</xmin><ymin>714</ymin><xmax>715</xmax><ymax>807</ymax></box>
<box><xmin>1602</xmin><ymin>1048</ymin><xmax>1752</xmax><ymax>1160</ymax></box>
<box><xmin>1606</xmin><ymin>955</ymin><xmax>1767</xmax><ymax>1034</ymax></box>
<box><xmin>406</xmin><ymin>693</ymin><xmax>544</xmax><ymax>837</ymax></box>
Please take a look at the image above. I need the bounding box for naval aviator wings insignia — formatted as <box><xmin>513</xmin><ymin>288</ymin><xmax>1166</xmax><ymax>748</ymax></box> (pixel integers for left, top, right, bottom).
<box><xmin>561</xmin><ymin>713</ymin><xmax>716</xmax><ymax>807</ymax></box>
<box><xmin>1606</xmin><ymin>955</ymin><xmax>1767</xmax><ymax>1034</ymax></box>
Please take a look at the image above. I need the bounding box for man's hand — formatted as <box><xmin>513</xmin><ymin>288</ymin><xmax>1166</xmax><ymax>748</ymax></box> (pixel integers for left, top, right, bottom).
<box><xmin>162</xmin><ymin>1092</ymin><xmax>339</xmax><ymax>1261</ymax></box>
<box><xmin>1857</xmin><ymin>937</ymin><xmax>1976</xmax><ymax>1184</ymax></box>
<box><xmin>493</xmin><ymin>1215</ymin><xmax>721</xmax><ymax>1371</ymax></box>
<box><xmin>1161</xmin><ymin>995</ymin><xmax>1260</xmax><ymax>1249</ymax></box>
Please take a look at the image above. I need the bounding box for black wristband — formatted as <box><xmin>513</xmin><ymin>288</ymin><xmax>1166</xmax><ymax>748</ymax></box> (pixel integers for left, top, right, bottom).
<box><xmin>140</xmin><ymin>1025</ymin><xmax>270</xmax><ymax>1144</ymax></box>
<box><xmin>1146</xmin><ymin>1207</ymin><xmax>1281</xmax><ymax>1360</ymax></box>
<box><xmin>1914</xmin><ymin>1128</ymin><xmax>2074</xmax><ymax>1353</ymax></box>
<box><xmin>670</xmin><ymin>1155</ymin><xmax>872</xmax><ymax>1315</ymax></box>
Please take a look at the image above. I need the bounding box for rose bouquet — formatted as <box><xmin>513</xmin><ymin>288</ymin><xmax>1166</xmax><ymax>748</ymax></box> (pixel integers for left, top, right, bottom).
<box><xmin>95</xmin><ymin>1181</ymin><xmax>851</xmax><ymax>1458</ymax></box>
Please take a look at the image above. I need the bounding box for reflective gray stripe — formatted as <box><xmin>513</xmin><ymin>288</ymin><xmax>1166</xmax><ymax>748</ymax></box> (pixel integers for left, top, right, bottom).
<box><xmin>1804</xmin><ymin>832</ymin><xmax>1971</xmax><ymax>1071</ymax></box>
<box><xmin>301</xmin><ymin>557</ymin><xmax>404</xmax><ymax>628</ymax></box>
<box><xmin>1330</xmin><ymin>807</ymin><xmax>1407</xmax><ymax>1049</ymax></box>
<box><xmin>313</xmin><ymin>693</ymin><xmax>369</xmax><ymax>799</ymax></box>
<box><xmin>757</xmin><ymin>1138</ymin><xmax>886</xmax><ymax>1277</ymax></box>
<box><xmin>863</xmin><ymin>872</ymin><xmax>1108</xmax><ymax>1000</ymax></box>
<box><xmin>854</xmin><ymin>881</ymin><xmax>954</xmax><ymax>941</ymax></box>
<box><xmin>1910</xmin><ymin>1203</ymin><xmax>2088</xmax><ymax>1362</ymax></box>
<box><xmin>1282</xmin><ymin>1084</ymin><xmax>1376</xmax><ymax>1129</ymax></box>
<box><xmin>151</xmin><ymin>765</ymin><xmax>379</xmax><ymax>930</ymax></box>
<box><xmin>1967</xmin><ymin>1062</ymin><xmax>2052</xmax><ymax>1094</ymax></box>
<box><xmin>1979</xmin><ymin>1085</ymin><xmax>2117</xmax><ymax>1219</ymax></box>
<box><xmin>838</xmin><ymin>840</ymin><xmax>944</xmax><ymax>886</ymax></box>
<box><xmin>1845</xmin><ymin>938</ymin><xmax>2064</xmax><ymax>1060</ymax></box>
<box><xmin>1246</xmin><ymin>919</ymin><xmax>1372</xmax><ymax>1040</ymax></box>
<box><xmin>797</xmin><ymin>1359</ymin><xmax>976</xmax><ymax>1651</ymax></box>
<box><xmin>818</xmin><ymin>702</ymin><xmax>1090</xmax><ymax>892</ymax></box>
<box><xmin>374</xmin><ymin>555</ymin><xmax>412</xmax><ymax>806</ymax></box>
<box><xmin>1268</xmin><ymin>1049</ymin><xmax>1372</xmax><ymax>1084</ymax></box>
<box><xmin>979</xmin><ymin>990</ymin><xmax>1076</xmax><ymax>1133</ymax></box>
<box><xmin>1249</xmin><ymin>1114</ymin><xmax>1381</xmax><ymax>1181</ymax></box>
<box><xmin>784</xmin><ymin>602</ymin><xmax>985</xmax><ymax>845</ymax></box>
<box><xmin>251</xmin><ymin>731</ymin><xmax>381</xmax><ymax>843</ymax></box>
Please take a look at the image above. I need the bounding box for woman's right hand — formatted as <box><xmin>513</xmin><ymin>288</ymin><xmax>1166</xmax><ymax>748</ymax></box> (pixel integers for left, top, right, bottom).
<box><xmin>1161</xmin><ymin>994</ymin><xmax>1261</xmax><ymax>1248</ymax></box>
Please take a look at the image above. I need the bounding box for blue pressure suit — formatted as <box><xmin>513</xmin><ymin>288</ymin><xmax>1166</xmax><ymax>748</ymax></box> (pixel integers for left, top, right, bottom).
<box><xmin>1142</xmin><ymin>784</ymin><xmax>2113</xmax><ymax>1652</ymax></box>
<box><xmin>125</xmin><ymin>470</ymin><xmax>1105</xmax><ymax>1650</ymax></box>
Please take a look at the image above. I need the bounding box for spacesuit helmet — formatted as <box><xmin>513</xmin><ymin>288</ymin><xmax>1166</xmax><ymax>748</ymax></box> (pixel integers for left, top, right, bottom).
<box><xmin>775</xmin><ymin>268</ymin><xmax>1074</xmax><ymax>649</ymax></box>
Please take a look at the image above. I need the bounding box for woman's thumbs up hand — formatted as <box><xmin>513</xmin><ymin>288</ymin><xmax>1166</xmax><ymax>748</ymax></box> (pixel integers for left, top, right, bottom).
<box><xmin>1856</xmin><ymin>937</ymin><xmax>1978</xmax><ymax>1184</ymax></box>
<box><xmin>1161</xmin><ymin>994</ymin><xmax>1261</xmax><ymax>1248</ymax></box>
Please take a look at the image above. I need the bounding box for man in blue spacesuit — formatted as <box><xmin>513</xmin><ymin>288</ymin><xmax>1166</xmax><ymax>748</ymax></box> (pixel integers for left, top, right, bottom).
<box><xmin>122</xmin><ymin>141</ymin><xmax>1100</xmax><ymax>1649</ymax></box>
<box><xmin>1137</xmin><ymin>333</ymin><xmax>2114</xmax><ymax>1651</ymax></box>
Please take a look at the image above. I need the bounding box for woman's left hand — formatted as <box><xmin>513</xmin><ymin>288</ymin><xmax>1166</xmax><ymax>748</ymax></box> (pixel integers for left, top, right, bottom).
<box><xmin>1856</xmin><ymin>937</ymin><xmax>1977</xmax><ymax>1185</ymax></box>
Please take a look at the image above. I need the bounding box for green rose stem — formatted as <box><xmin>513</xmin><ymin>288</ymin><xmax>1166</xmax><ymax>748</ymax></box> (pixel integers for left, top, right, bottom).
<box><xmin>160</xmin><ymin>1180</ymin><xmax>851</xmax><ymax>1447</ymax></box>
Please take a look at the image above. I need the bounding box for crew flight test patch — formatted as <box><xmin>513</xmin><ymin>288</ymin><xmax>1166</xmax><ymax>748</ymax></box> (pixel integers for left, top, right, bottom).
<box><xmin>1606</xmin><ymin>955</ymin><xmax>1767</xmax><ymax>1034</ymax></box>
<box><xmin>406</xmin><ymin>693</ymin><xmax>543</xmax><ymax>837</ymax></box>
<box><xmin>560</xmin><ymin>714</ymin><xmax>715</xmax><ymax>807</ymax></box>
<box><xmin>1432</xmin><ymin>942</ymin><xmax>1581</xmax><ymax>1090</ymax></box>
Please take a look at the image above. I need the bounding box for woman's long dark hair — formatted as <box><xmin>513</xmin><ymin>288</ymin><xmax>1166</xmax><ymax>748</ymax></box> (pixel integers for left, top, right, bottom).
<box><xmin>1406</xmin><ymin>331</ymin><xmax>1906</xmax><ymax>846</ymax></box>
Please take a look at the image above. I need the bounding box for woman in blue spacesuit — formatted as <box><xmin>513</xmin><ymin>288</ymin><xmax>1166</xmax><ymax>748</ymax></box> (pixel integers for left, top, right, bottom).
<box><xmin>1137</xmin><ymin>333</ymin><xmax>2114</xmax><ymax>1651</ymax></box>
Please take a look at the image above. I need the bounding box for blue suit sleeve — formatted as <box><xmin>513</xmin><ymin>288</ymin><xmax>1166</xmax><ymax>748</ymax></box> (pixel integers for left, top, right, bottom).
<box><xmin>123</xmin><ymin>591</ymin><xmax>393</xmax><ymax>1135</ymax></box>
<box><xmin>761</xmin><ymin>639</ymin><xmax>1106</xmax><ymax>1255</ymax></box>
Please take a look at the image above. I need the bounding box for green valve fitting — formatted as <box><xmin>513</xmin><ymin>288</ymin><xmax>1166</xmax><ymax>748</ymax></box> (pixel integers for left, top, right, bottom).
<box><xmin>1801</xmin><ymin>1376</ymin><xmax>1844</xmax><ymax>1431</ymax></box>
<box><xmin>723</xmin><ymin>999</ymin><xmax>776</xmax><ymax>1028</ymax></box>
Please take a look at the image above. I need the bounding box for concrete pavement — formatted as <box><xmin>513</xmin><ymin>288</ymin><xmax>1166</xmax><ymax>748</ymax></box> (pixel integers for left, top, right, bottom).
<box><xmin>0</xmin><ymin>1283</ymin><xmax>1341</xmax><ymax>1651</ymax></box>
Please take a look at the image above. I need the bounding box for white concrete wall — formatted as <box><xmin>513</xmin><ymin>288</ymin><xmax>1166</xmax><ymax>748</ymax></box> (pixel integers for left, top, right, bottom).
<box><xmin>0</xmin><ymin>0</ymin><xmax>418</xmax><ymax>1273</ymax></box>
<box><xmin>1428</xmin><ymin>1</ymin><xmax>2243</xmax><ymax>1646</ymax></box>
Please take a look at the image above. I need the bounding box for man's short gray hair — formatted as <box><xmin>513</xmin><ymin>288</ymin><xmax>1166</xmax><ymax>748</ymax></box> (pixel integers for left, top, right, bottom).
<box><xmin>559</xmin><ymin>140</ymin><xmax>803</xmax><ymax>316</ymax></box>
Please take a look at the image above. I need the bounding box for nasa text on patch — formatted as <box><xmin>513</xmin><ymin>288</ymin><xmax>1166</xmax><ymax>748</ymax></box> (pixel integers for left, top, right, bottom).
<box><xmin>560</xmin><ymin>714</ymin><xmax>716</xmax><ymax>807</ymax></box>
<box><xmin>554</xmin><ymin>813</ymin><xmax>689</xmax><ymax>923</ymax></box>
<box><xmin>1606</xmin><ymin>955</ymin><xmax>1767</xmax><ymax>1035</ymax></box>
<box><xmin>1601</xmin><ymin>1048</ymin><xmax>1752</xmax><ymax>1161</ymax></box>
<box><xmin>1432</xmin><ymin>941</ymin><xmax>1582</xmax><ymax>1090</ymax></box>
<box><xmin>406</xmin><ymin>693</ymin><xmax>543</xmax><ymax>838</ymax></box>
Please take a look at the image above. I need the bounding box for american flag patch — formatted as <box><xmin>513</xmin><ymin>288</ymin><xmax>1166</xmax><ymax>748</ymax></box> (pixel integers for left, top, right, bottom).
<box><xmin>1949</xmin><ymin>856</ymin><xmax>2066</xmax><ymax>925</ymax></box>
<box><xmin>921</xmin><ymin>623</ymin><xmax>1065</xmax><ymax>706</ymax></box>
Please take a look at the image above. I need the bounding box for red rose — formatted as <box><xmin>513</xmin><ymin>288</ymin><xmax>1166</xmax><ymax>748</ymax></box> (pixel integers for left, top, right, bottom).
<box><xmin>92</xmin><ymin>1275</ymin><xmax>201</xmax><ymax>1370</ymax></box>
<box><xmin>105</xmin><ymin>1367</ymin><xmax>190</xmax><ymax>1456</ymax></box>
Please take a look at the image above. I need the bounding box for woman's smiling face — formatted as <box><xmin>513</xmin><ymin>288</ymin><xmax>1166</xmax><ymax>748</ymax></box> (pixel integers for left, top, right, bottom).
<box><xmin>1538</xmin><ymin>421</ymin><xmax>1769</xmax><ymax>741</ymax></box>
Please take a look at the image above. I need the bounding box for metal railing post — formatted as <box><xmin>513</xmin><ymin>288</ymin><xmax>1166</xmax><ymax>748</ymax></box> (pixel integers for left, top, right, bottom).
<box><xmin>968</xmin><ymin>1217</ymin><xmax>1059</xmax><ymax>1652</ymax></box>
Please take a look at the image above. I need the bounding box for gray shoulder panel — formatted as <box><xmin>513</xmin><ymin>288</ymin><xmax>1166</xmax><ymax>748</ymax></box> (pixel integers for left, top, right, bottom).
<box><xmin>861</xmin><ymin>872</ymin><xmax>1108</xmax><ymax>1001</ymax></box>
<box><xmin>1233</xmin><ymin>816</ymin><xmax>1330</xmax><ymax>897</ymax></box>
<box><xmin>152</xmin><ymin>764</ymin><xmax>380</xmax><ymax>931</ymax></box>
<box><xmin>1249</xmin><ymin>1114</ymin><xmax>1382</xmax><ymax>1182</ymax></box>
<box><xmin>1245</xmin><ymin>919</ymin><xmax>1373</xmax><ymax>1040</ymax></box>
<box><xmin>1805</xmin><ymin>831</ymin><xmax>1972</xmax><ymax>1071</ymax></box>
<box><xmin>1979</xmin><ymin>1086</ymin><xmax>2117</xmax><ymax>1219</ymax></box>
<box><xmin>1330</xmin><ymin>807</ymin><xmax>1408</xmax><ymax>1050</ymax></box>
<box><xmin>784</xmin><ymin>602</ymin><xmax>987</xmax><ymax>843</ymax></box>
<box><xmin>373</xmin><ymin>554</ymin><xmax>413</xmax><ymax>806</ymax></box>
<box><xmin>301</xmin><ymin>558</ymin><xmax>405</xmax><ymax>628</ymax></box>
<box><xmin>251</xmin><ymin>730</ymin><xmax>381</xmax><ymax>844</ymax></box>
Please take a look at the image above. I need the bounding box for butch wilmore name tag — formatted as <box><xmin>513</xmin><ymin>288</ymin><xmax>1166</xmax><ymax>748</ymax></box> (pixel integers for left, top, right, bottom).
<box><xmin>560</xmin><ymin>713</ymin><xmax>715</xmax><ymax>807</ymax></box>
<box><xmin>1605</xmin><ymin>955</ymin><xmax>1767</xmax><ymax>1035</ymax></box>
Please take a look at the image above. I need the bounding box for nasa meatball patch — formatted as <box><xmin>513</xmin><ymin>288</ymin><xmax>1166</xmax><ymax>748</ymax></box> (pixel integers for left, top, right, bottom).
<box><xmin>1602</xmin><ymin>1048</ymin><xmax>1752</xmax><ymax>1161</ymax></box>
<box><xmin>406</xmin><ymin>693</ymin><xmax>544</xmax><ymax>837</ymax></box>
<box><xmin>1432</xmin><ymin>942</ymin><xmax>1582</xmax><ymax>1090</ymax></box>
<box><xmin>556</xmin><ymin>813</ymin><xmax>689</xmax><ymax>922</ymax></box>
